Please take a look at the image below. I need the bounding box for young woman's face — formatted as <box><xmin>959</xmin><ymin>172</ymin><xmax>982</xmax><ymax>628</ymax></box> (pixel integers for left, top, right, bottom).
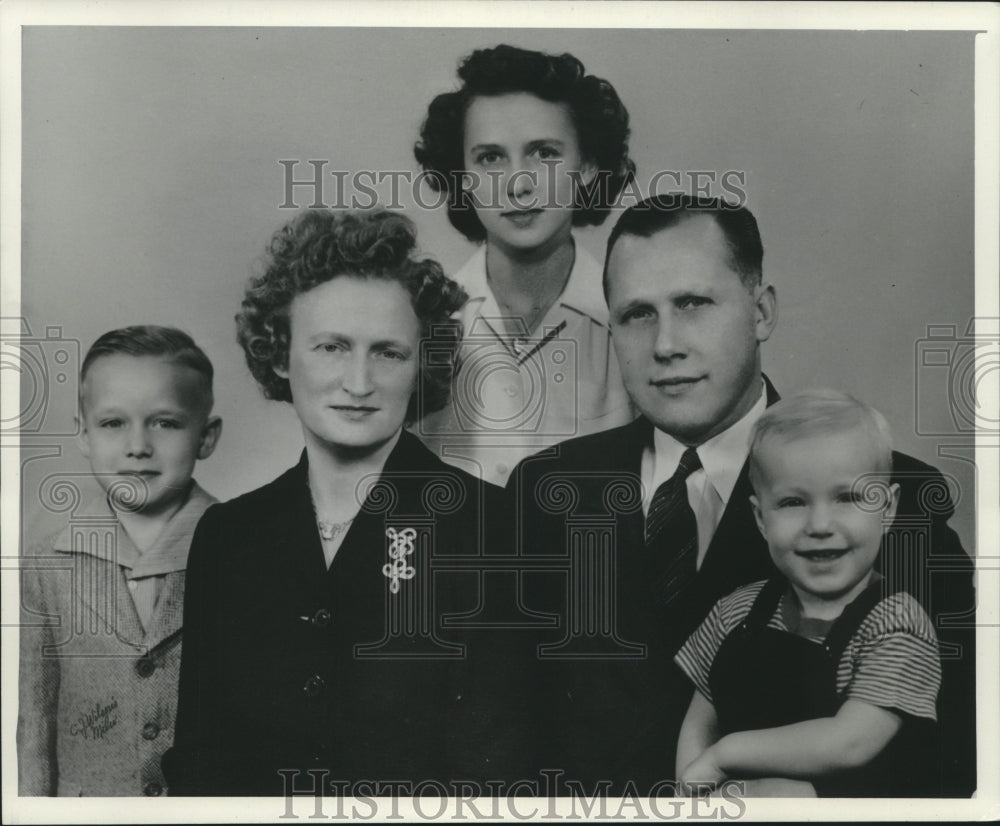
<box><xmin>462</xmin><ymin>92</ymin><xmax>595</xmax><ymax>254</ymax></box>
<box><xmin>275</xmin><ymin>277</ymin><xmax>421</xmax><ymax>455</ymax></box>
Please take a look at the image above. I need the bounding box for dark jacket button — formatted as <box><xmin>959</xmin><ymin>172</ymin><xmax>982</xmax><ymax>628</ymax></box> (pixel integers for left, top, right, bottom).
<box><xmin>144</xmin><ymin>782</ymin><xmax>163</xmax><ymax>796</ymax></box>
<box><xmin>135</xmin><ymin>657</ymin><xmax>156</xmax><ymax>678</ymax></box>
<box><xmin>312</xmin><ymin>609</ymin><xmax>331</xmax><ymax>627</ymax></box>
<box><xmin>303</xmin><ymin>675</ymin><xmax>326</xmax><ymax>697</ymax></box>
<box><xmin>142</xmin><ymin>722</ymin><xmax>160</xmax><ymax>740</ymax></box>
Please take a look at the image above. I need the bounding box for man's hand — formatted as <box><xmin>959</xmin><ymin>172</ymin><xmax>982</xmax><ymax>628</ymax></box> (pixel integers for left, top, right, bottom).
<box><xmin>679</xmin><ymin>747</ymin><xmax>727</xmax><ymax>794</ymax></box>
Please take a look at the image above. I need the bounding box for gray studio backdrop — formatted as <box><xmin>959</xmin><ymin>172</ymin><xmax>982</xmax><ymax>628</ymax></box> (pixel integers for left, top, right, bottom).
<box><xmin>19</xmin><ymin>27</ymin><xmax>976</xmax><ymax>551</ymax></box>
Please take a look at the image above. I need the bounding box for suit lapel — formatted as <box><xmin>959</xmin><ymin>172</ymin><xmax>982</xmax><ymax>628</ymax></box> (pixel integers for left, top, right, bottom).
<box><xmin>696</xmin><ymin>377</ymin><xmax>781</xmax><ymax>601</ymax></box>
<box><xmin>762</xmin><ymin>374</ymin><xmax>781</xmax><ymax>407</ymax></box>
<box><xmin>328</xmin><ymin>432</ymin><xmax>448</xmax><ymax>573</ymax></box>
<box><xmin>313</xmin><ymin>434</ymin><xmax>445</xmax><ymax>590</ymax></box>
<box><xmin>109</xmin><ymin>551</ymin><xmax>147</xmax><ymax>648</ymax></box>
<box><xmin>322</xmin><ymin>433</ymin><xmax>454</xmax><ymax>644</ymax></box>
<box><xmin>143</xmin><ymin>571</ymin><xmax>185</xmax><ymax>651</ymax></box>
<box><xmin>611</xmin><ymin>419</ymin><xmax>656</xmax><ymax>649</ymax></box>
<box><xmin>608</xmin><ymin>417</ymin><xmax>650</xmax><ymax>561</ymax></box>
<box><xmin>699</xmin><ymin>460</ymin><xmax>769</xmax><ymax>583</ymax></box>
<box><xmin>139</xmin><ymin>483</ymin><xmax>216</xmax><ymax>649</ymax></box>
<box><xmin>251</xmin><ymin>455</ymin><xmax>330</xmax><ymax>610</ymax></box>
<box><xmin>54</xmin><ymin>527</ymin><xmax>147</xmax><ymax>650</ymax></box>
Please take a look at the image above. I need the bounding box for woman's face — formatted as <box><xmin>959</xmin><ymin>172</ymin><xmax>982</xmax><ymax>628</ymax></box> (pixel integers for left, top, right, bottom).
<box><xmin>462</xmin><ymin>92</ymin><xmax>595</xmax><ymax>254</ymax></box>
<box><xmin>275</xmin><ymin>276</ymin><xmax>421</xmax><ymax>454</ymax></box>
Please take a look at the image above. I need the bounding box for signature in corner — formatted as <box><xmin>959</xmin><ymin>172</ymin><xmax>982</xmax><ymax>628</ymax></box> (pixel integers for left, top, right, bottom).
<box><xmin>69</xmin><ymin>697</ymin><xmax>119</xmax><ymax>740</ymax></box>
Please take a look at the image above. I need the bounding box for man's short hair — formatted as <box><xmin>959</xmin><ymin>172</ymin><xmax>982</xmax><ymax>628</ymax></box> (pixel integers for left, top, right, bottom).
<box><xmin>81</xmin><ymin>325</ymin><xmax>215</xmax><ymax>410</ymax></box>
<box><xmin>603</xmin><ymin>195</ymin><xmax>764</xmax><ymax>297</ymax></box>
<box><xmin>748</xmin><ymin>388</ymin><xmax>895</xmax><ymax>492</ymax></box>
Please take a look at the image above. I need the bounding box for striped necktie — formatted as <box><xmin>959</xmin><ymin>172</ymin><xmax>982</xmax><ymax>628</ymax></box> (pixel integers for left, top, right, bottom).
<box><xmin>645</xmin><ymin>447</ymin><xmax>702</xmax><ymax>608</ymax></box>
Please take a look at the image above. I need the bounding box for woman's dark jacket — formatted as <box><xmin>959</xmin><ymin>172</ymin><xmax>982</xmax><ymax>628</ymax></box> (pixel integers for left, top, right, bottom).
<box><xmin>163</xmin><ymin>432</ymin><xmax>521</xmax><ymax>795</ymax></box>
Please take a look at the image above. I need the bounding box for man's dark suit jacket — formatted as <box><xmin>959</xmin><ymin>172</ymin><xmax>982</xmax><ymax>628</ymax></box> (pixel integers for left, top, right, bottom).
<box><xmin>163</xmin><ymin>431</ymin><xmax>523</xmax><ymax>795</ymax></box>
<box><xmin>507</xmin><ymin>381</ymin><xmax>976</xmax><ymax>797</ymax></box>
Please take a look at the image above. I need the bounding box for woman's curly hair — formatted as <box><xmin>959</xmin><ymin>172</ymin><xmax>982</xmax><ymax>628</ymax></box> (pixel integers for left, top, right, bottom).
<box><xmin>236</xmin><ymin>209</ymin><xmax>468</xmax><ymax>423</ymax></box>
<box><xmin>414</xmin><ymin>44</ymin><xmax>636</xmax><ymax>242</ymax></box>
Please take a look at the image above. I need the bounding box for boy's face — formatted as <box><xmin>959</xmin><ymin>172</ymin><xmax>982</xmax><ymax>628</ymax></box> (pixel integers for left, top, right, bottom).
<box><xmin>750</xmin><ymin>430</ymin><xmax>899</xmax><ymax>611</ymax></box>
<box><xmin>78</xmin><ymin>355</ymin><xmax>220</xmax><ymax>516</ymax></box>
<box><xmin>462</xmin><ymin>92</ymin><xmax>596</xmax><ymax>253</ymax></box>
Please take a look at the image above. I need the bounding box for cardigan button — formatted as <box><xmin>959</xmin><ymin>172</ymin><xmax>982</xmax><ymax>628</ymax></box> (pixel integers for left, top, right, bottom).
<box><xmin>142</xmin><ymin>723</ymin><xmax>160</xmax><ymax>740</ymax></box>
<box><xmin>312</xmin><ymin>609</ymin><xmax>332</xmax><ymax>628</ymax></box>
<box><xmin>135</xmin><ymin>657</ymin><xmax>156</xmax><ymax>678</ymax></box>
<box><xmin>144</xmin><ymin>782</ymin><xmax>163</xmax><ymax>796</ymax></box>
<box><xmin>303</xmin><ymin>675</ymin><xmax>326</xmax><ymax>697</ymax></box>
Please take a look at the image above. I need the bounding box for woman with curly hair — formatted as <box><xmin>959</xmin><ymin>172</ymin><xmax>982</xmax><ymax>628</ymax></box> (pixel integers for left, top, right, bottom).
<box><xmin>163</xmin><ymin>209</ymin><xmax>517</xmax><ymax>794</ymax></box>
<box><xmin>414</xmin><ymin>44</ymin><xmax>637</xmax><ymax>486</ymax></box>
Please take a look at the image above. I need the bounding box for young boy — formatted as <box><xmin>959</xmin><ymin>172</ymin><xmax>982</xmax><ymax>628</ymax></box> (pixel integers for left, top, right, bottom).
<box><xmin>674</xmin><ymin>389</ymin><xmax>941</xmax><ymax>797</ymax></box>
<box><xmin>17</xmin><ymin>326</ymin><xmax>222</xmax><ymax>796</ymax></box>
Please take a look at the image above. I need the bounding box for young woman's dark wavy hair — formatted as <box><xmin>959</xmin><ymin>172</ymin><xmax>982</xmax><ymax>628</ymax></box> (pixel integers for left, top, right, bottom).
<box><xmin>236</xmin><ymin>209</ymin><xmax>467</xmax><ymax>423</ymax></box>
<box><xmin>414</xmin><ymin>44</ymin><xmax>636</xmax><ymax>242</ymax></box>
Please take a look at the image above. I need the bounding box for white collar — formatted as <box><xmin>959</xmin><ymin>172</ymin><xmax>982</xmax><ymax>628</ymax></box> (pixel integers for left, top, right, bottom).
<box><xmin>455</xmin><ymin>237</ymin><xmax>609</xmax><ymax>327</ymax></box>
<box><xmin>52</xmin><ymin>480</ymin><xmax>215</xmax><ymax>577</ymax></box>
<box><xmin>651</xmin><ymin>380</ymin><xmax>768</xmax><ymax>505</ymax></box>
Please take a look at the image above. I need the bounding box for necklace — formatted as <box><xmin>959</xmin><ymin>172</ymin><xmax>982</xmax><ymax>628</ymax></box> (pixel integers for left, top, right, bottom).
<box><xmin>308</xmin><ymin>484</ymin><xmax>355</xmax><ymax>543</ymax></box>
<box><xmin>316</xmin><ymin>517</ymin><xmax>354</xmax><ymax>542</ymax></box>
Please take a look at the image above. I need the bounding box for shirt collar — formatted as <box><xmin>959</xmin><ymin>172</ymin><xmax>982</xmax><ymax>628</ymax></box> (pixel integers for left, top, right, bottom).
<box><xmin>52</xmin><ymin>480</ymin><xmax>216</xmax><ymax>577</ymax></box>
<box><xmin>454</xmin><ymin>237</ymin><xmax>609</xmax><ymax>329</ymax></box>
<box><xmin>555</xmin><ymin>241</ymin><xmax>608</xmax><ymax>324</ymax></box>
<box><xmin>651</xmin><ymin>380</ymin><xmax>768</xmax><ymax>505</ymax></box>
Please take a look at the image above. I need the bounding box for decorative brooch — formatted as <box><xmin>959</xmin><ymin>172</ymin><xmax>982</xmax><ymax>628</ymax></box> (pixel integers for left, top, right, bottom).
<box><xmin>383</xmin><ymin>527</ymin><xmax>417</xmax><ymax>594</ymax></box>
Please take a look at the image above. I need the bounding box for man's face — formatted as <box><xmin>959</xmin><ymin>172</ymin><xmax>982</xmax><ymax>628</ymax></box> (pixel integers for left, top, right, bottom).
<box><xmin>606</xmin><ymin>216</ymin><xmax>776</xmax><ymax>445</ymax></box>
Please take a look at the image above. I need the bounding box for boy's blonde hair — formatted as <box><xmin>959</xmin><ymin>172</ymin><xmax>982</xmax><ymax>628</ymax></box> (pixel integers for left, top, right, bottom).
<box><xmin>749</xmin><ymin>389</ymin><xmax>894</xmax><ymax>492</ymax></box>
<box><xmin>80</xmin><ymin>325</ymin><xmax>215</xmax><ymax>413</ymax></box>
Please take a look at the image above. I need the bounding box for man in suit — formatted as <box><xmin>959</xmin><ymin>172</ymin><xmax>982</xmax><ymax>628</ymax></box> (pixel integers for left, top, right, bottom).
<box><xmin>508</xmin><ymin>195</ymin><xmax>975</xmax><ymax>797</ymax></box>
